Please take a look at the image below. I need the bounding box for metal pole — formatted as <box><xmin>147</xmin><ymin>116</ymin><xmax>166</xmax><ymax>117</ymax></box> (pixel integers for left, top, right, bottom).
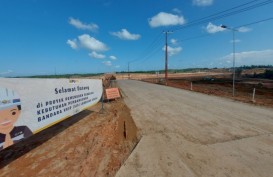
<box><xmin>100</xmin><ymin>92</ymin><xmax>104</xmax><ymax>113</ymax></box>
<box><xmin>165</xmin><ymin>32</ymin><xmax>168</xmax><ymax>86</ymax></box>
<box><xmin>128</xmin><ymin>62</ymin><xmax>130</xmax><ymax>79</ymax></box>
<box><xmin>220</xmin><ymin>25</ymin><xmax>237</xmax><ymax>97</ymax></box>
<box><xmin>232</xmin><ymin>30</ymin><xmax>236</xmax><ymax>97</ymax></box>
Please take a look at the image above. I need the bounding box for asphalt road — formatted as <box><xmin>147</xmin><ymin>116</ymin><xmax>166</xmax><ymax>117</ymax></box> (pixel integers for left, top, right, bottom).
<box><xmin>116</xmin><ymin>80</ymin><xmax>273</xmax><ymax>177</ymax></box>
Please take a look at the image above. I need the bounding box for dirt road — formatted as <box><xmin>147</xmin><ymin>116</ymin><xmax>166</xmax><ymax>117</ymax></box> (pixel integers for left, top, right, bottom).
<box><xmin>116</xmin><ymin>80</ymin><xmax>273</xmax><ymax>177</ymax></box>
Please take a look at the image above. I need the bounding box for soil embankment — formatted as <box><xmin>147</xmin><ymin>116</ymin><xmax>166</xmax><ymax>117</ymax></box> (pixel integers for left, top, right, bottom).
<box><xmin>0</xmin><ymin>99</ymin><xmax>138</xmax><ymax>177</ymax></box>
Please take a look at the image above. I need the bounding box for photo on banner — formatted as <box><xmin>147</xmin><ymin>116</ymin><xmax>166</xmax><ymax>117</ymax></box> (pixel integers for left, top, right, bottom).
<box><xmin>0</xmin><ymin>78</ymin><xmax>102</xmax><ymax>150</ymax></box>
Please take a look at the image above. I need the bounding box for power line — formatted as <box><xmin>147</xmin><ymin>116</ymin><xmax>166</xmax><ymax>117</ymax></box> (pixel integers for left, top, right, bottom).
<box><xmin>176</xmin><ymin>34</ymin><xmax>212</xmax><ymax>43</ymax></box>
<box><xmin>172</xmin><ymin>0</ymin><xmax>273</xmax><ymax>31</ymax></box>
<box><xmin>235</xmin><ymin>16</ymin><xmax>273</xmax><ymax>28</ymax></box>
<box><xmin>175</xmin><ymin>16</ymin><xmax>273</xmax><ymax>44</ymax></box>
<box><xmin>128</xmin><ymin>0</ymin><xmax>273</xmax><ymax>72</ymax></box>
<box><xmin>129</xmin><ymin>32</ymin><xmax>162</xmax><ymax>63</ymax></box>
<box><xmin>132</xmin><ymin>39</ymin><xmax>163</xmax><ymax>66</ymax></box>
<box><xmin>127</xmin><ymin>32</ymin><xmax>163</xmax><ymax>73</ymax></box>
<box><xmin>181</xmin><ymin>0</ymin><xmax>262</xmax><ymax>27</ymax></box>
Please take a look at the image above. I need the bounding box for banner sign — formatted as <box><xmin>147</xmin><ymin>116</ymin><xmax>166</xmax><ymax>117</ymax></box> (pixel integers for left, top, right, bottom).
<box><xmin>0</xmin><ymin>78</ymin><xmax>102</xmax><ymax>150</ymax></box>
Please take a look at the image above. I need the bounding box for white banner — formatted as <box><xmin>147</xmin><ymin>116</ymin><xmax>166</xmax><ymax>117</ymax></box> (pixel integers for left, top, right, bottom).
<box><xmin>0</xmin><ymin>78</ymin><xmax>102</xmax><ymax>150</ymax></box>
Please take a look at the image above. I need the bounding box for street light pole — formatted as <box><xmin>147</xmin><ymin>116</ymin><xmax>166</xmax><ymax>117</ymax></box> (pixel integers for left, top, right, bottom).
<box><xmin>232</xmin><ymin>29</ymin><xmax>236</xmax><ymax>97</ymax></box>
<box><xmin>163</xmin><ymin>31</ymin><xmax>173</xmax><ymax>86</ymax></box>
<box><xmin>221</xmin><ymin>25</ymin><xmax>237</xmax><ymax>97</ymax></box>
<box><xmin>165</xmin><ymin>31</ymin><xmax>168</xmax><ymax>86</ymax></box>
<box><xmin>128</xmin><ymin>62</ymin><xmax>130</xmax><ymax>79</ymax></box>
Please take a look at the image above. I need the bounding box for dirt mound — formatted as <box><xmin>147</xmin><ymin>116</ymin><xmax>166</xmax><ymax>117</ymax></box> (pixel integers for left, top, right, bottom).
<box><xmin>103</xmin><ymin>74</ymin><xmax>116</xmax><ymax>88</ymax></box>
<box><xmin>0</xmin><ymin>99</ymin><xmax>138</xmax><ymax>177</ymax></box>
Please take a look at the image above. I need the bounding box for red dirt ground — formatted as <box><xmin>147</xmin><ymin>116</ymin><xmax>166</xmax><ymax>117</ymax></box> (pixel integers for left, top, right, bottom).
<box><xmin>0</xmin><ymin>100</ymin><xmax>138</xmax><ymax>177</ymax></box>
<box><xmin>143</xmin><ymin>75</ymin><xmax>273</xmax><ymax>108</ymax></box>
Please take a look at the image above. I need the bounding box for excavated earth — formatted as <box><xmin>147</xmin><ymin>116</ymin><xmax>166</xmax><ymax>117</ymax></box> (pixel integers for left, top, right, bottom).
<box><xmin>0</xmin><ymin>99</ymin><xmax>138</xmax><ymax>177</ymax></box>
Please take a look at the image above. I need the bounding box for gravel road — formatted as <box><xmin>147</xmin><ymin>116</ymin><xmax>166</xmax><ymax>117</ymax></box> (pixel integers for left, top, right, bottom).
<box><xmin>116</xmin><ymin>80</ymin><xmax>273</xmax><ymax>177</ymax></box>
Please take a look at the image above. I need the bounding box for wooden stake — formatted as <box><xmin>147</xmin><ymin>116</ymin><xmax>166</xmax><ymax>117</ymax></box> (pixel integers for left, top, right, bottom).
<box><xmin>252</xmin><ymin>88</ymin><xmax>256</xmax><ymax>103</ymax></box>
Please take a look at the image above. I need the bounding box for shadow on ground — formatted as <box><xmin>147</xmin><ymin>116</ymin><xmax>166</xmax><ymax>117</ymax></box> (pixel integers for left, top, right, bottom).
<box><xmin>0</xmin><ymin>110</ymin><xmax>93</xmax><ymax>168</ymax></box>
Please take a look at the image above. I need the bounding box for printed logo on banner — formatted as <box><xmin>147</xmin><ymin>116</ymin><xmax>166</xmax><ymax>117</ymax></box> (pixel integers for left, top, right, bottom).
<box><xmin>69</xmin><ymin>79</ymin><xmax>79</xmax><ymax>84</ymax></box>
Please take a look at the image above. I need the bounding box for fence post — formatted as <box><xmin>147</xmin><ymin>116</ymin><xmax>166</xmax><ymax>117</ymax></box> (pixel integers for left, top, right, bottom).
<box><xmin>100</xmin><ymin>93</ymin><xmax>104</xmax><ymax>113</ymax></box>
<box><xmin>252</xmin><ymin>88</ymin><xmax>256</xmax><ymax>103</ymax></box>
<box><xmin>191</xmin><ymin>82</ymin><xmax>193</xmax><ymax>91</ymax></box>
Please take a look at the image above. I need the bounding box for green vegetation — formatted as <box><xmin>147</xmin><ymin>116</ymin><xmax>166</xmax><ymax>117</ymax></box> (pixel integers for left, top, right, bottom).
<box><xmin>15</xmin><ymin>73</ymin><xmax>103</xmax><ymax>79</ymax></box>
<box><xmin>238</xmin><ymin>65</ymin><xmax>273</xmax><ymax>69</ymax></box>
<box><xmin>117</xmin><ymin>68</ymin><xmax>210</xmax><ymax>74</ymax></box>
<box><xmin>252</xmin><ymin>69</ymin><xmax>273</xmax><ymax>79</ymax></box>
<box><xmin>12</xmin><ymin>65</ymin><xmax>273</xmax><ymax>79</ymax></box>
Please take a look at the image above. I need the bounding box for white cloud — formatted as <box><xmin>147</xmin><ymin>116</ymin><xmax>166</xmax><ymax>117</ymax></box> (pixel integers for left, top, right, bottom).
<box><xmin>111</xmin><ymin>29</ymin><xmax>141</xmax><ymax>40</ymax></box>
<box><xmin>78</xmin><ymin>34</ymin><xmax>108</xmax><ymax>52</ymax></box>
<box><xmin>114</xmin><ymin>65</ymin><xmax>120</xmax><ymax>68</ymax></box>
<box><xmin>170</xmin><ymin>38</ymin><xmax>177</xmax><ymax>45</ymax></box>
<box><xmin>193</xmin><ymin>0</ymin><xmax>214</xmax><ymax>6</ymax></box>
<box><xmin>237</xmin><ymin>27</ymin><xmax>251</xmax><ymax>33</ymax></box>
<box><xmin>230</xmin><ymin>39</ymin><xmax>241</xmax><ymax>43</ymax></box>
<box><xmin>162</xmin><ymin>46</ymin><xmax>182</xmax><ymax>56</ymax></box>
<box><xmin>206</xmin><ymin>22</ymin><xmax>225</xmax><ymax>33</ymax></box>
<box><xmin>172</xmin><ymin>8</ymin><xmax>181</xmax><ymax>14</ymax></box>
<box><xmin>221</xmin><ymin>49</ymin><xmax>273</xmax><ymax>66</ymax></box>
<box><xmin>69</xmin><ymin>17</ymin><xmax>98</xmax><ymax>32</ymax></box>
<box><xmin>148</xmin><ymin>12</ymin><xmax>185</xmax><ymax>28</ymax></box>
<box><xmin>0</xmin><ymin>70</ymin><xmax>13</xmax><ymax>75</ymax></box>
<box><xmin>67</xmin><ymin>39</ymin><xmax>78</xmax><ymax>49</ymax></box>
<box><xmin>89</xmin><ymin>51</ymin><xmax>106</xmax><ymax>59</ymax></box>
<box><xmin>103</xmin><ymin>61</ymin><xmax>112</xmax><ymax>66</ymax></box>
<box><xmin>109</xmin><ymin>55</ymin><xmax>117</xmax><ymax>60</ymax></box>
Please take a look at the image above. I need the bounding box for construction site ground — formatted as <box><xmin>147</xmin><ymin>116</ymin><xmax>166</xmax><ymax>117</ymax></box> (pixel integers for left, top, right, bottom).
<box><xmin>140</xmin><ymin>72</ymin><xmax>273</xmax><ymax>108</ymax></box>
<box><xmin>0</xmin><ymin>99</ymin><xmax>138</xmax><ymax>177</ymax></box>
<box><xmin>116</xmin><ymin>80</ymin><xmax>273</xmax><ymax>177</ymax></box>
<box><xmin>1</xmin><ymin>71</ymin><xmax>273</xmax><ymax>177</ymax></box>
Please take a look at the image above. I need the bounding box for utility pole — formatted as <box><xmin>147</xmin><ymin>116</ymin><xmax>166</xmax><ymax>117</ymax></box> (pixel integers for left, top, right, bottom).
<box><xmin>163</xmin><ymin>31</ymin><xmax>172</xmax><ymax>86</ymax></box>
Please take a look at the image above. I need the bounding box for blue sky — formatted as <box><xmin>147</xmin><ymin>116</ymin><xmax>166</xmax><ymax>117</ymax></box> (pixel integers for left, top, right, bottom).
<box><xmin>1</xmin><ymin>0</ymin><xmax>273</xmax><ymax>77</ymax></box>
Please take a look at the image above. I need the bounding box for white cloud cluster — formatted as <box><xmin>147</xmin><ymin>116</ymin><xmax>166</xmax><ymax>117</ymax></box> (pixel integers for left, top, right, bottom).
<box><xmin>89</xmin><ymin>51</ymin><xmax>105</xmax><ymax>59</ymax></box>
<box><xmin>193</xmin><ymin>0</ymin><xmax>214</xmax><ymax>6</ymax></box>
<box><xmin>109</xmin><ymin>55</ymin><xmax>117</xmax><ymax>60</ymax></box>
<box><xmin>111</xmin><ymin>29</ymin><xmax>141</xmax><ymax>40</ymax></box>
<box><xmin>0</xmin><ymin>70</ymin><xmax>13</xmax><ymax>75</ymax></box>
<box><xmin>172</xmin><ymin>8</ymin><xmax>181</xmax><ymax>14</ymax></box>
<box><xmin>103</xmin><ymin>61</ymin><xmax>112</xmax><ymax>66</ymax></box>
<box><xmin>205</xmin><ymin>23</ymin><xmax>252</xmax><ymax>36</ymax></box>
<box><xmin>230</xmin><ymin>39</ymin><xmax>241</xmax><ymax>43</ymax></box>
<box><xmin>78</xmin><ymin>34</ymin><xmax>108</xmax><ymax>52</ymax></box>
<box><xmin>170</xmin><ymin>38</ymin><xmax>177</xmax><ymax>45</ymax></box>
<box><xmin>162</xmin><ymin>46</ymin><xmax>182</xmax><ymax>56</ymax></box>
<box><xmin>221</xmin><ymin>49</ymin><xmax>273</xmax><ymax>66</ymax></box>
<box><xmin>206</xmin><ymin>22</ymin><xmax>225</xmax><ymax>33</ymax></box>
<box><xmin>66</xmin><ymin>34</ymin><xmax>119</xmax><ymax>63</ymax></box>
<box><xmin>148</xmin><ymin>12</ymin><xmax>185</xmax><ymax>28</ymax></box>
<box><xmin>67</xmin><ymin>39</ymin><xmax>78</xmax><ymax>49</ymax></box>
<box><xmin>237</xmin><ymin>27</ymin><xmax>251</xmax><ymax>33</ymax></box>
<box><xmin>69</xmin><ymin>17</ymin><xmax>98</xmax><ymax>32</ymax></box>
<box><xmin>67</xmin><ymin>19</ymin><xmax>122</xmax><ymax>67</ymax></box>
